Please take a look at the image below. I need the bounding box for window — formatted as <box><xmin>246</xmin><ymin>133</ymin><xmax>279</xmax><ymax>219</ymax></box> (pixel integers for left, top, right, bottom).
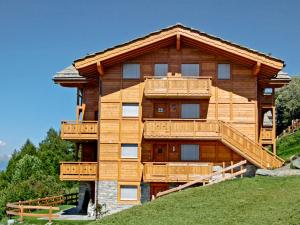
<box><xmin>181</xmin><ymin>104</ymin><xmax>200</xmax><ymax>118</ymax></box>
<box><xmin>181</xmin><ymin>64</ymin><xmax>200</xmax><ymax>76</ymax></box>
<box><xmin>120</xmin><ymin>185</ymin><xmax>138</xmax><ymax>201</ymax></box>
<box><xmin>157</xmin><ymin>107</ymin><xmax>164</xmax><ymax>113</ymax></box>
<box><xmin>122</xmin><ymin>103</ymin><xmax>139</xmax><ymax>117</ymax></box>
<box><xmin>181</xmin><ymin>144</ymin><xmax>199</xmax><ymax>161</ymax></box>
<box><xmin>263</xmin><ymin>109</ymin><xmax>273</xmax><ymax>128</ymax></box>
<box><xmin>218</xmin><ymin>64</ymin><xmax>230</xmax><ymax>80</ymax></box>
<box><xmin>263</xmin><ymin>88</ymin><xmax>273</xmax><ymax>96</ymax></box>
<box><xmin>154</xmin><ymin>64</ymin><xmax>168</xmax><ymax>76</ymax></box>
<box><xmin>123</xmin><ymin>64</ymin><xmax>140</xmax><ymax>79</ymax></box>
<box><xmin>121</xmin><ymin>144</ymin><xmax>138</xmax><ymax>159</ymax></box>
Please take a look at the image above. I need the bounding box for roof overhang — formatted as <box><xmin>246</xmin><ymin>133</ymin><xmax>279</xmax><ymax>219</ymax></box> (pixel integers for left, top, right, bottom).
<box><xmin>259</xmin><ymin>71</ymin><xmax>291</xmax><ymax>87</ymax></box>
<box><xmin>53</xmin><ymin>65</ymin><xmax>87</xmax><ymax>87</ymax></box>
<box><xmin>73</xmin><ymin>24</ymin><xmax>284</xmax><ymax>77</ymax></box>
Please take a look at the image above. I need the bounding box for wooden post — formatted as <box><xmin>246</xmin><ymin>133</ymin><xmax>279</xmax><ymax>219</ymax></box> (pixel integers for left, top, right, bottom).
<box><xmin>241</xmin><ymin>165</ymin><xmax>244</xmax><ymax>178</ymax></box>
<box><xmin>49</xmin><ymin>206</ymin><xmax>52</xmax><ymax>223</ymax></box>
<box><xmin>222</xmin><ymin>162</ymin><xmax>225</xmax><ymax>178</ymax></box>
<box><xmin>230</xmin><ymin>161</ymin><xmax>233</xmax><ymax>175</ymax></box>
<box><xmin>19</xmin><ymin>202</ymin><xmax>24</xmax><ymax>222</ymax></box>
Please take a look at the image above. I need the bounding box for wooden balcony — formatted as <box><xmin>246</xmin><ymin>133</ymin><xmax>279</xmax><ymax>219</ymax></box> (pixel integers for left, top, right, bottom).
<box><xmin>143</xmin><ymin>119</ymin><xmax>220</xmax><ymax>140</ymax></box>
<box><xmin>144</xmin><ymin>76</ymin><xmax>212</xmax><ymax>99</ymax></box>
<box><xmin>143</xmin><ymin>162</ymin><xmax>213</xmax><ymax>182</ymax></box>
<box><xmin>60</xmin><ymin>162</ymin><xmax>98</xmax><ymax>181</ymax></box>
<box><xmin>60</xmin><ymin>121</ymin><xmax>98</xmax><ymax>140</ymax></box>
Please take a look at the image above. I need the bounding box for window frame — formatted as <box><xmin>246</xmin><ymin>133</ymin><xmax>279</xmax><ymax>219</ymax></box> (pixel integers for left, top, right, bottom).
<box><xmin>217</xmin><ymin>63</ymin><xmax>231</xmax><ymax>80</ymax></box>
<box><xmin>122</xmin><ymin>103</ymin><xmax>139</xmax><ymax>118</ymax></box>
<box><xmin>121</xmin><ymin>144</ymin><xmax>139</xmax><ymax>160</ymax></box>
<box><xmin>118</xmin><ymin>182</ymin><xmax>140</xmax><ymax>204</ymax></box>
<box><xmin>180</xmin><ymin>144</ymin><xmax>200</xmax><ymax>161</ymax></box>
<box><xmin>123</xmin><ymin>63</ymin><xmax>141</xmax><ymax>79</ymax></box>
<box><xmin>181</xmin><ymin>63</ymin><xmax>200</xmax><ymax>77</ymax></box>
<box><xmin>181</xmin><ymin>103</ymin><xmax>200</xmax><ymax>119</ymax></box>
<box><xmin>154</xmin><ymin>63</ymin><xmax>168</xmax><ymax>77</ymax></box>
<box><xmin>263</xmin><ymin>88</ymin><xmax>273</xmax><ymax>96</ymax></box>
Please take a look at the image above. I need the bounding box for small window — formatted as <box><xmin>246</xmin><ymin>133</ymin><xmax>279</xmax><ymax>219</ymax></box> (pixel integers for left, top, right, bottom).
<box><xmin>120</xmin><ymin>185</ymin><xmax>138</xmax><ymax>201</ymax></box>
<box><xmin>157</xmin><ymin>107</ymin><xmax>164</xmax><ymax>113</ymax></box>
<box><xmin>123</xmin><ymin>64</ymin><xmax>140</xmax><ymax>79</ymax></box>
<box><xmin>263</xmin><ymin>109</ymin><xmax>273</xmax><ymax>128</ymax></box>
<box><xmin>263</xmin><ymin>88</ymin><xmax>273</xmax><ymax>96</ymax></box>
<box><xmin>181</xmin><ymin>144</ymin><xmax>199</xmax><ymax>161</ymax></box>
<box><xmin>218</xmin><ymin>64</ymin><xmax>230</xmax><ymax>80</ymax></box>
<box><xmin>122</xmin><ymin>103</ymin><xmax>139</xmax><ymax>117</ymax></box>
<box><xmin>121</xmin><ymin>144</ymin><xmax>138</xmax><ymax>159</ymax></box>
<box><xmin>181</xmin><ymin>64</ymin><xmax>200</xmax><ymax>76</ymax></box>
<box><xmin>154</xmin><ymin>64</ymin><xmax>168</xmax><ymax>76</ymax></box>
<box><xmin>181</xmin><ymin>104</ymin><xmax>200</xmax><ymax>119</ymax></box>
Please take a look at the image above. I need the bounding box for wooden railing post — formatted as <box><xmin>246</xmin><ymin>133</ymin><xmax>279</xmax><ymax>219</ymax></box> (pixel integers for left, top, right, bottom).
<box><xmin>230</xmin><ymin>161</ymin><xmax>233</xmax><ymax>175</ymax></box>
<box><xmin>49</xmin><ymin>206</ymin><xmax>53</xmax><ymax>223</ymax></box>
<box><xmin>222</xmin><ymin>162</ymin><xmax>225</xmax><ymax>178</ymax></box>
<box><xmin>19</xmin><ymin>201</ymin><xmax>23</xmax><ymax>222</ymax></box>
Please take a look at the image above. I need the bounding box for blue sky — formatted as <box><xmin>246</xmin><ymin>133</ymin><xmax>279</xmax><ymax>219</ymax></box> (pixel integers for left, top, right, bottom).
<box><xmin>0</xmin><ymin>0</ymin><xmax>300</xmax><ymax>159</ymax></box>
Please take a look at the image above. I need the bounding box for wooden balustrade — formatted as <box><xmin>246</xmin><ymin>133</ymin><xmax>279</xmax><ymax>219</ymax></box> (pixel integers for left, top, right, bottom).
<box><xmin>261</xmin><ymin>128</ymin><xmax>273</xmax><ymax>141</ymax></box>
<box><xmin>144</xmin><ymin>119</ymin><xmax>220</xmax><ymax>139</ymax></box>
<box><xmin>218</xmin><ymin>121</ymin><xmax>284</xmax><ymax>168</ymax></box>
<box><xmin>143</xmin><ymin>119</ymin><xmax>284</xmax><ymax>169</ymax></box>
<box><xmin>143</xmin><ymin>162</ymin><xmax>213</xmax><ymax>182</ymax></box>
<box><xmin>60</xmin><ymin>162</ymin><xmax>98</xmax><ymax>181</ymax></box>
<box><xmin>60</xmin><ymin>121</ymin><xmax>98</xmax><ymax>140</ymax></box>
<box><xmin>144</xmin><ymin>76</ymin><xmax>212</xmax><ymax>99</ymax></box>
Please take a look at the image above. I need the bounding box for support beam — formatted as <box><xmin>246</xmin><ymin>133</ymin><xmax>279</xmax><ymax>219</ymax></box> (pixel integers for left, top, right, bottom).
<box><xmin>176</xmin><ymin>34</ymin><xmax>181</xmax><ymax>51</ymax></box>
<box><xmin>96</xmin><ymin>61</ymin><xmax>104</xmax><ymax>76</ymax></box>
<box><xmin>253</xmin><ymin>62</ymin><xmax>261</xmax><ymax>76</ymax></box>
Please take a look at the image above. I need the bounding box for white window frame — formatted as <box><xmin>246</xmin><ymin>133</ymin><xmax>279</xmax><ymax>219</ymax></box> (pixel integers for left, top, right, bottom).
<box><xmin>181</xmin><ymin>144</ymin><xmax>200</xmax><ymax>161</ymax></box>
<box><xmin>181</xmin><ymin>64</ymin><xmax>200</xmax><ymax>76</ymax></box>
<box><xmin>218</xmin><ymin>64</ymin><xmax>231</xmax><ymax>80</ymax></box>
<box><xmin>181</xmin><ymin>103</ymin><xmax>200</xmax><ymax>119</ymax></box>
<box><xmin>120</xmin><ymin>185</ymin><xmax>138</xmax><ymax>201</ymax></box>
<box><xmin>122</xmin><ymin>103</ymin><xmax>139</xmax><ymax>117</ymax></box>
<box><xmin>121</xmin><ymin>144</ymin><xmax>138</xmax><ymax>159</ymax></box>
<box><xmin>123</xmin><ymin>63</ymin><xmax>140</xmax><ymax>79</ymax></box>
<box><xmin>154</xmin><ymin>64</ymin><xmax>168</xmax><ymax>76</ymax></box>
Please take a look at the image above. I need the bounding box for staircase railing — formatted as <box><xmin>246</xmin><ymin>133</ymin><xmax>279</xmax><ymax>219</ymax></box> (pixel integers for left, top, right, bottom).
<box><xmin>156</xmin><ymin>160</ymin><xmax>247</xmax><ymax>198</ymax></box>
<box><xmin>218</xmin><ymin>121</ymin><xmax>284</xmax><ymax>168</ymax></box>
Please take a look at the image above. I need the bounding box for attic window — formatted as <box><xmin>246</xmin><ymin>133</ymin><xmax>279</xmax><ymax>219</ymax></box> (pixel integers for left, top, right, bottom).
<box><xmin>154</xmin><ymin>64</ymin><xmax>168</xmax><ymax>76</ymax></box>
<box><xmin>123</xmin><ymin>64</ymin><xmax>140</xmax><ymax>79</ymax></box>
<box><xmin>181</xmin><ymin>64</ymin><xmax>200</xmax><ymax>76</ymax></box>
<box><xmin>218</xmin><ymin>64</ymin><xmax>230</xmax><ymax>80</ymax></box>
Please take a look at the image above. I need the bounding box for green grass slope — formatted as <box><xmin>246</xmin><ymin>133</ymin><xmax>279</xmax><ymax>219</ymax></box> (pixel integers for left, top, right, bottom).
<box><xmin>91</xmin><ymin>176</ymin><xmax>300</xmax><ymax>225</ymax></box>
<box><xmin>277</xmin><ymin>129</ymin><xmax>300</xmax><ymax>160</ymax></box>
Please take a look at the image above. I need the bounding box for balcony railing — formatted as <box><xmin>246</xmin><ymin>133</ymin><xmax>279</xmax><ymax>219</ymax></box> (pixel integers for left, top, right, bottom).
<box><xmin>144</xmin><ymin>76</ymin><xmax>212</xmax><ymax>99</ymax></box>
<box><xmin>60</xmin><ymin>162</ymin><xmax>98</xmax><ymax>181</ymax></box>
<box><xmin>143</xmin><ymin>119</ymin><xmax>220</xmax><ymax>140</ymax></box>
<box><xmin>60</xmin><ymin>121</ymin><xmax>98</xmax><ymax>140</ymax></box>
<box><xmin>143</xmin><ymin>162</ymin><xmax>213</xmax><ymax>182</ymax></box>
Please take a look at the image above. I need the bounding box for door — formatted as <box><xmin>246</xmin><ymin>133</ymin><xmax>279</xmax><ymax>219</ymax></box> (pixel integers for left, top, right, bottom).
<box><xmin>153</xmin><ymin>144</ymin><xmax>167</xmax><ymax>162</ymax></box>
<box><xmin>154</xmin><ymin>103</ymin><xmax>169</xmax><ymax>118</ymax></box>
<box><xmin>150</xmin><ymin>183</ymin><xmax>169</xmax><ymax>199</ymax></box>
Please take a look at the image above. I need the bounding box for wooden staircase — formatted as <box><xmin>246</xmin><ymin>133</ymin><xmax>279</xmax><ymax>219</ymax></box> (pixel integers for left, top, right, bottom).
<box><xmin>218</xmin><ymin>121</ymin><xmax>284</xmax><ymax>169</ymax></box>
<box><xmin>156</xmin><ymin>160</ymin><xmax>247</xmax><ymax>198</ymax></box>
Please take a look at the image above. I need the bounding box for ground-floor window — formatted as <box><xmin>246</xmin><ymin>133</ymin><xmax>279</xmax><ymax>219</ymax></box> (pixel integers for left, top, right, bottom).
<box><xmin>120</xmin><ymin>185</ymin><xmax>138</xmax><ymax>201</ymax></box>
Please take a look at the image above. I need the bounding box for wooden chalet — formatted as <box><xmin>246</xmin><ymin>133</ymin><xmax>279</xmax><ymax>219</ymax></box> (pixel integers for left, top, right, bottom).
<box><xmin>53</xmin><ymin>24</ymin><xmax>291</xmax><ymax>213</ymax></box>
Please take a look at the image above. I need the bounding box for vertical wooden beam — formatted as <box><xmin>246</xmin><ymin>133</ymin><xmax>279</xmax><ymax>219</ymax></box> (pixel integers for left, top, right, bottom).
<box><xmin>97</xmin><ymin>61</ymin><xmax>104</xmax><ymax>76</ymax></box>
<box><xmin>176</xmin><ymin>34</ymin><xmax>181</xmax><ymax>51</ymax></box>
<box><xmin>253</xmin><ymin>62</ymin><xmax>261</xmax><ymax>76</ymax></box>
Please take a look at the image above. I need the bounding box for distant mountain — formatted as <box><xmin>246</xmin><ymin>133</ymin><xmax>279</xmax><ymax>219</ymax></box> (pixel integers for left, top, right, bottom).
<box><xmin>0</xmin><ymin>160</ymin><xmax>8</xmax><ymax>171</ymax></box>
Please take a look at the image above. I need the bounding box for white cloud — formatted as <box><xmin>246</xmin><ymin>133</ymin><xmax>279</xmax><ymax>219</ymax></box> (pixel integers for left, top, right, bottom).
<box><xmin>0</xmin><ymin>140</ymin><xmax>6</xmax><ymax>147</ymax></box>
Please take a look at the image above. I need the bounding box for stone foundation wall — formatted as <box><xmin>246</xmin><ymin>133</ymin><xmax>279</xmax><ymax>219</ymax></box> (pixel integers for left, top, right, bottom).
<box><xmin>95</xmin><ymin>181</ymin><xmax>136</xmax><ymax>214</ymax></box>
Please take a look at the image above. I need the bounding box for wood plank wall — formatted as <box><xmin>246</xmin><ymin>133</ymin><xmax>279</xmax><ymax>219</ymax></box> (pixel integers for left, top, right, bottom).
<box><xmin>81</xmin><ymin>45</ymin><xmax>257</xmax><ymax>182</ymax></box>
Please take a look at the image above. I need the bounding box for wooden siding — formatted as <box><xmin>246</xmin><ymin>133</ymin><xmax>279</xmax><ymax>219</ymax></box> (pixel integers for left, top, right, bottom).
<box><xmin>143</xmin><ymin>162</ymin><xmax>213</xmax><ymax>182</ymax></box>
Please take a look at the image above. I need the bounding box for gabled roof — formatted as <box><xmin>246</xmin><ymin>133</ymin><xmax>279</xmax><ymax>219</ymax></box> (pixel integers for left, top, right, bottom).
<box><xmin>73</xmin><ymin>24</ymin><xmax>284</xmax><ymax>76</ymax></box>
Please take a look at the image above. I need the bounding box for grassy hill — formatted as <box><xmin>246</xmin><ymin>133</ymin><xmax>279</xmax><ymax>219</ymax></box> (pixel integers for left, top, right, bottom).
<box><xmin>277</xmin><ymin>129</ymin><xmax>300</xmax><ymax>160</ymax></box>
<box><xmin>91</xmin><ymin>176</ymin><xmax>300</xmax><ymax>225</ymax></box>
